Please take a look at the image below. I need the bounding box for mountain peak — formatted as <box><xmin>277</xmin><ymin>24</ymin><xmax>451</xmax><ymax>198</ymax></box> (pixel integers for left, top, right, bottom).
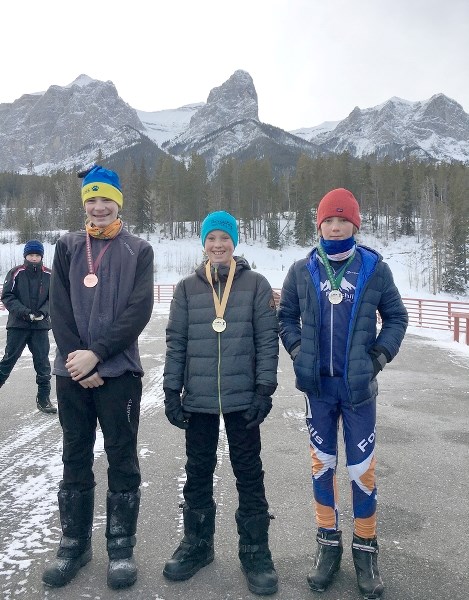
<box><xmin>66</xmin><ymin>74</ymin><xmax>98</xmax><ymax>88</ymax></box>
<box><xmin>165</xmin><ymin>70</ymin><xmax>259</xmax><ymax>150</ymax></box>
<box><xmin>205</xmin><ymin>69</ymin><xmax>258</xmax><ymax>119</ymax></box>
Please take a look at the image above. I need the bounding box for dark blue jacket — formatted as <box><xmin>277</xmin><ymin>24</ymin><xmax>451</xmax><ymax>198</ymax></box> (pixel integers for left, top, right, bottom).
<box><xmin>278</xmin><ymin>245</ymin><xmax>408</xmax><ymax>406</ymax></box>
<box><xmin>1</xmin><ymin>260</ymin><xmax>51</xmax><ymax>330</ymax></box>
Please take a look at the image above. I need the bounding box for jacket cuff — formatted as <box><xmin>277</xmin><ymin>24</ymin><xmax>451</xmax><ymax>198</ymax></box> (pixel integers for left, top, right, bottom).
<box><xmin>371</xmin><ymin>344</ymin><xmax>392</xmax><ymax>363</ymax></box>
<box><xmin>256</xmin><ymin>383</ymin><xmax>276</xmax><ymax>397</ymax></box>
<box><xmin>290</xmin><ymin>344</ymin><xmax>300</xmax><ymax>360</ymax></box>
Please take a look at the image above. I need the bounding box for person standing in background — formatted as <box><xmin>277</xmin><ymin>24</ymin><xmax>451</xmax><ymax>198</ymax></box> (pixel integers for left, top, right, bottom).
<box><xmin>278</xmin><ymin>189</ymin><xmax>407</xmax><ymax>599</ymax></box>
<box><xmin>0</xmin><ymin>239</ymin><xmax>55</xmax><ymax>413</ymax></box>
<box><xmin>163</xmin><ymin>210</ymin><xmax>279</xmax><ymax>596</ymax></box>
<box><xmin>42</xmin><ymin>165</ymin><xmax>154</xmax><ymax>591</ymax></box>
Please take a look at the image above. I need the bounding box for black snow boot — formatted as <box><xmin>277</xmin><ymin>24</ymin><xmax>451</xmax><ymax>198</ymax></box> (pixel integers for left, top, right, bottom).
<box><xmin>36</xmin><ymin>395</ymin><xmax>57</xmax><ymax>414</ymax></box>
<box><xmin>352</xmin><ymin>534</ymin><xmax>384</xmax><ymax>599</ymax></box>
<box><xmin>163</xmin><ymin>501</ymin><xmax>216</xmax><ymax>581</ymax></box>
<box><xmin>236</xmin><ymin>511</ymin><xmax>278</xmax><ymax>596</ymax></box>
<box><xmin>307</xmin><ymin>529</ymin><xmax>343</xmax><ymax>592</ymax></box>
<box><xmin>42</xmin><ymin>487</ymin><xmax>94</xmax><ymax>587</ymax></box>
<box><xmin>106</xmin><ymin>489</ymin><xmax>141</xmax><ymax>589</ymax></box>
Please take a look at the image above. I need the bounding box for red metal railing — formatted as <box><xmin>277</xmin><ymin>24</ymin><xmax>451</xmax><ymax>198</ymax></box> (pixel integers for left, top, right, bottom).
<box><xmin>1</xmin><ymin>285</ymin><xmax>468</xmax><ymax>344</ymax></box>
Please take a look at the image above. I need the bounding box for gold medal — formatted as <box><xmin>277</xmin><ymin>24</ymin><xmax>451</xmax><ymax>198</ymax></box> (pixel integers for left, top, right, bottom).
<box><xmin>84</xmin><ymin>273</ymin><xmax>98</xmax><ymax>287</ymax></box>
<box><xmin>212</xmin><ymin>317</ymin><xmax>227</xmax><ymax>332</ymax></box>
<box><xmin>328</xmin><ymin>290</ymin><xmax>343</xmax><ymax>304</ymax></box>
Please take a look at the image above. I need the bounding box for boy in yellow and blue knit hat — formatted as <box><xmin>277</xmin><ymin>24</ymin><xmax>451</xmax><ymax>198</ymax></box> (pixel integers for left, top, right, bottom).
<box><xmin>42</xmin><ymin>165</ymin><xmax>154</xmax><ymax>591</ymax></box>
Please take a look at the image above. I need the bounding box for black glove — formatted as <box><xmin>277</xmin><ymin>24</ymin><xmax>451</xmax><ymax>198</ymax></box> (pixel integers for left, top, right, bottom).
<box><xmin>164</xmin><ymin>389</ymin><xmax>189</xmax><ymax>430</ymax></box>
<box><xmin>243</xmin><ymin>385</ymin><xmax>275</xmax><ymax>429</ymax></box>
<box><xmin>369</xmin><ymin>345</ymin><xmax>391</xmax><ymax>378</ymax></box>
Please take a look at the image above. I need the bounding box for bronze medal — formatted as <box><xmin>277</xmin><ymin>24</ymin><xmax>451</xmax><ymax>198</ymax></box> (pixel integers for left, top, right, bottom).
<box><xmin>212</xmin><ymin>317</ymin><xmax>227</xmax><ymax>332</ymax></box>
<box><xmin>328</xmin><ymin>289</ymin><xmax>343</xmax><ymax>304</ymax></box>
<box><xmin>84</xmin><ymin>273</ymin><xmax>98</xmax><ymax>287</ymax></box>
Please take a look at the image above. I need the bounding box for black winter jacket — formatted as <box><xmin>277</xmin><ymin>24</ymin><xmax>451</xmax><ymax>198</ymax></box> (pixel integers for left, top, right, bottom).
<box><xmin>1</xmin><ymin>260</ymin><xmax>51</xmax><ymax>330</ymax></box>
<box><xmin>163</xmin><ymin>257</ymin><xmax>279</xmax><ymax>414</ymax></box>
<box><xmin>50</xmin><ymin>230</ymin><xmax>154</xmax><ymax>378</ymax></box>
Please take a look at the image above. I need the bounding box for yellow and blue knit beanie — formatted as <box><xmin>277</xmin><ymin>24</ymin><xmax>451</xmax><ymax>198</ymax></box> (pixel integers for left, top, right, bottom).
<box><xmin>80</xmin><ymin>165</ymin><xmax>123</xmax><ymax>208</ymax></box>
<box><xmin>201</xmin><ymin>211</ymin><xmax>238</xmax><ymax>248</ymax></box>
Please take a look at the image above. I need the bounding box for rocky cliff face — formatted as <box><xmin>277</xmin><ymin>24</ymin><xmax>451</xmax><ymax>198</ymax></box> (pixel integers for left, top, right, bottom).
<box><xmin>163</xmin><ymin>69</ymin><xmax>317</xmax><ymax>173</ymax></box>
<box><xmin>1</xmin><ymin>72</ymin><xmax>468</xmax><ymax>177</ymax></box>
<box><xmin>294</xmin><ymin>94</ymin><xmax>469</xmax><ymax>162</ymax></box>
<box><xmin>0</xmin><ymin>75</ymin><xmax>143</xmax><ymax>172</ymax></box>
<box><xmin>165</xmin><ymin>70</ymin><xmax>259</xmax><ymax>149</ymax></box>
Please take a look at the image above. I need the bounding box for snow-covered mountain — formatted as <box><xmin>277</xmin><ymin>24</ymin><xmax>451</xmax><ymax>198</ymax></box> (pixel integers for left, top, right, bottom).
<box><xmin>137</xmin><ymin>103</ymin><xmax>203</xmax><ymax>147</ymax></box>
<box><xmin>1</xmin><ymin>71</ymin><xmax>469</xmax><ymax>176</ymax></box>
<box><xmin>0</xmin><ymin>76</ymin><xmax>143</xmax><ymax>173</ymax></box>
<box><xmin>293</xmin><ymin>95</ymin><xmax>469</xmax><ymax>162</ymax></box>
<box><xmin>162</xmin><ymin>70</ymin><xmax>318</xmax><ymax>174</ymax></box>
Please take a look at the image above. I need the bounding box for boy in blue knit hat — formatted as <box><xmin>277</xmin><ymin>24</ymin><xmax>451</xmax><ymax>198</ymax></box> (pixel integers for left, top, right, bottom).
<box><xmin>163</xmin><ymin>210</ymin><xmax>280</xmax><ymax>595</ymax></box>
<box><xmin>0</xmin><ymin>240</ymin><xmax>55</xmax><ymax>413</ymax></box>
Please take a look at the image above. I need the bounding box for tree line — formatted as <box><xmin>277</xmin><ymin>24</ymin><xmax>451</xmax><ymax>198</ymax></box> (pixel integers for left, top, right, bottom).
<box><xmin>0</xmin><ymin>152</ymin><xmax>468</xmax><ymax>294</ymax></box>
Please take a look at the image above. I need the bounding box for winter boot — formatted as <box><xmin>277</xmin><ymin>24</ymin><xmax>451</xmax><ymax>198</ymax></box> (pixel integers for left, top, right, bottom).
<box><xmin>36</xmin><ymin>395</ymin><xmax>57</xmax><ymax>414</ymax></box>
<box><xmin>236</xmin><ymin>510</ymin><xmax>278</xmax><ymax>595</ymax></box>
<box><xmin>106</xmin><ymin>489</ymin><xmax>141</xmax><ymax>589</ymax></box>
<box><xmin>307</xmin><ymin>529</ymin><xmax>343</xmax><ymax>592</ymax></box>
<box><xmin>163</xmin><ymin>501</ymin><xmax>216</xmax><ymax>581</ymax></box>
<box><xmin>42</xmin><ymin>488</ymin><xmax>94</xmax><ymax>587</ymax></box>
<box><xmin>352</xmin><ymin>534</ymin><xmax>384</xmax><ymax>599</ymax></box>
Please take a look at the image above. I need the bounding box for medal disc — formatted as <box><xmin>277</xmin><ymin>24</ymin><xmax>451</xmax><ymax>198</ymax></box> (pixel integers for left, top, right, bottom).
<box><xmin>84</xmin><ymin>273</ymin><xmax>99</xmax><ymax>288</ymax></box>
<box><xmin>212</xmin><ymin>318</ymin><xmax>227</xmax><ymax>332</ymax></box>
<box><xmin>328</xmin><ymin>290</ymin><xmax>343</xmax><ymax>304</ymax></box>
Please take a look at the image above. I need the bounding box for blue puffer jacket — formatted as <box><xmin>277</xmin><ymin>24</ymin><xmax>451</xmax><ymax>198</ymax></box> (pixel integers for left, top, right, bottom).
<box><xmin>278</xmin><ymin>245</ymin><xmax>408</xmax><ymax>406</ymax></box>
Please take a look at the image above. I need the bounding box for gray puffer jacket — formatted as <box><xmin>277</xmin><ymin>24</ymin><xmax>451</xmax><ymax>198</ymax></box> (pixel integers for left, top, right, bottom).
<box><xmin>164</xmin><ymin>257</ymin><xmax>279</xmax><ymax>414</ymax></box>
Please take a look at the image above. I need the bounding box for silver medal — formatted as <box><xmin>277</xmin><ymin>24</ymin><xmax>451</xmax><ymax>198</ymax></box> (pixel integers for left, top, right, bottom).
<box><xmin>212</xmin><ymin>317</ymin><xmax>227</xmax><ymax>332</ymax></box>
<box><xmin>328</xmin><ymin>290</ymin><xmax>343</xmax><ymax>304</ymax></box>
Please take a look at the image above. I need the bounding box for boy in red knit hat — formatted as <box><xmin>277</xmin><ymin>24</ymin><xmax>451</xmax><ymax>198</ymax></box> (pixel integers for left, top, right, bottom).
<box><xmin>278</xmin><ymin>188</ymin><xmax>408</xmax><ymax>599</ymax></box>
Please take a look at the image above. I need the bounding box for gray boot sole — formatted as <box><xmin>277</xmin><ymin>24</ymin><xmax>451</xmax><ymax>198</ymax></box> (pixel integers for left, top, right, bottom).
<box><xmin>42</xmin><ymin>548</ymin><xmax>92</xmax><ymax>587</ymax></box>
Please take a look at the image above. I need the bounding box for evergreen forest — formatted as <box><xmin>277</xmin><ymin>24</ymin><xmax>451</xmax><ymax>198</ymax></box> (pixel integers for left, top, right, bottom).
<box><xmin>0</xmin><ymin>152</ymin><xmax>468</xmax><ymax>294</ymax></box>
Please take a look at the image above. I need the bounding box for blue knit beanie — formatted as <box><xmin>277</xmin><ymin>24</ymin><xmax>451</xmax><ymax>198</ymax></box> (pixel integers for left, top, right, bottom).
<box><xmin>201</xmin><ymin>211</ymin><xmax>238</xmax><ymax>248</ymax></box>
<box><xmin>24</xmin><ymin>239</ymin><xmax>44</xmax><ymax>258</ymax></box>
<box><xmin>80</xmin><ymin>165</ymin><xmax>123</xmax><ymax>208</ymax></box>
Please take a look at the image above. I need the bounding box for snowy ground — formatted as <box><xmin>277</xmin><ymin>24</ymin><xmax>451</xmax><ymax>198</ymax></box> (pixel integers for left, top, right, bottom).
<box><xmin>1</xmin><ymin>230</ymin><xmax>469</xmax><ymax>360</ymax></box>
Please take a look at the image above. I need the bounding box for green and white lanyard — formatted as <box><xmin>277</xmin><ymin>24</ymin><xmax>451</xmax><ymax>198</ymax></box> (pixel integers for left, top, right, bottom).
<box><xmin>317</xmin><ymin>245</ymin><xmax>355</xmax><ymax>304</ymax></box>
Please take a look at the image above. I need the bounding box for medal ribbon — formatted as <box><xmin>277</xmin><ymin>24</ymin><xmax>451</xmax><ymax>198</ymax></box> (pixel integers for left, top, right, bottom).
<box><xmin>205</xmin><ymin>258</ymin><xmax>236</xmax><ymax>320</ymax></box>
<box><xmin>317</xmin><ymin>244</ymin><xmax>355</xmax><ymax>290</ymax></box>
<box><xmin>85</xmin><ymin>233</ymin><xmax>113</xmax><ymax>277</ymax></box>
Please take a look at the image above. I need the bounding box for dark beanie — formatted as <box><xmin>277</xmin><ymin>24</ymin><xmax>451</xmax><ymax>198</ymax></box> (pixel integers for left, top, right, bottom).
<box><xmin>24</xmin><ymin>239</ymin><xmax>44</xmax><ymax>258</ymax></box>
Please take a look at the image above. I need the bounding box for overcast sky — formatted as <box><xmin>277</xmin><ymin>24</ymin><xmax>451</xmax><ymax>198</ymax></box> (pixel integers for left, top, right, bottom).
<box><xmin>2</xmin><ymin>0</ymin><xmax>468</xmax><ymax>131</ymax></box>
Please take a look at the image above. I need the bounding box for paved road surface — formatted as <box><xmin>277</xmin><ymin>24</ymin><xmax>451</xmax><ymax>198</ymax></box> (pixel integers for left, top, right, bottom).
<box><xmin>0</xmin><ymin>306</ymin><xmax>468</xmax><ymax>600</ymax></box>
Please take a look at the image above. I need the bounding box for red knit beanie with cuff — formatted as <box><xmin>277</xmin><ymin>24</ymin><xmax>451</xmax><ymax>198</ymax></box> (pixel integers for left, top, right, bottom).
<box><xmin>316</xmin><ymin>188</ymin><xmax>361</xmax><ymax>230</ymax></box>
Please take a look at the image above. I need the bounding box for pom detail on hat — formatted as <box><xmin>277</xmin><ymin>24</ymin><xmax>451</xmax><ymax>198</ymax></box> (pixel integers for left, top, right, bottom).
<box><xmin>316</xmin><ymin>188</ymin><xmax>361</xmax><ymax>230</ymax></box>
<box><xmin>80</xmin><ymin>165</ymin><xmax>123</xmax><ymax>208</ymax></box>
<box><xmin>201</xmin><ymin>211</ymin><xmax>238</xmax><ymax>248</ymax></box>
<box><xmin>24</xmin><ymin>239</ymin><xmax>44</xmax><ymax>258</ymax></box>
